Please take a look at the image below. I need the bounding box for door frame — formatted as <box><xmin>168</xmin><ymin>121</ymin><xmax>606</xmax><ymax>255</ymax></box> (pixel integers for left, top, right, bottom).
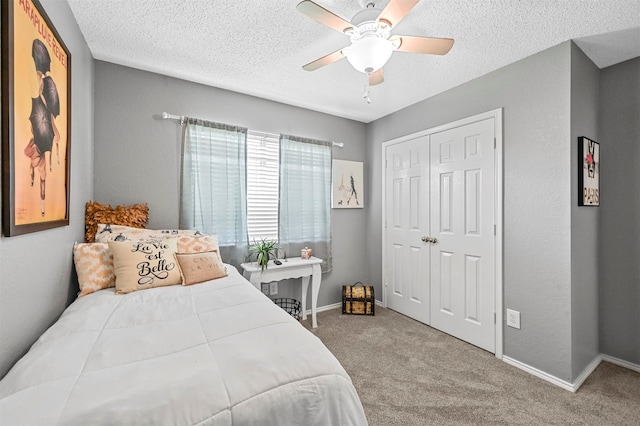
<box><xmin>381</xmin><ymin>108</ymin><xmax>504</xmax><ymax>359</ymax></box>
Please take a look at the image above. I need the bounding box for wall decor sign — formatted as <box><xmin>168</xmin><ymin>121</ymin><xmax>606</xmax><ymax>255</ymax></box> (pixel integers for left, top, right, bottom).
<box><xmin>578</xmin><ymin>136</ymin><xmax>599</xmax><ymax>206</ymax></box>
<box><xmin>332</xmin><ymin>159</ymin><xmax>364</xmax><ymax>208</ymax></box>
<box><xmin>2</xmin><ymin>0</ymin><xmax>71</xmax><ymax>236</ymax></box>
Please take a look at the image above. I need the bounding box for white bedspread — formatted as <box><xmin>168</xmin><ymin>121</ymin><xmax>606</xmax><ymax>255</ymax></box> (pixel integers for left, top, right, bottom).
<box><xmin>0</xmin><ymin>266</ymin><xmax>367</xmax><ymax>425</ymax></box>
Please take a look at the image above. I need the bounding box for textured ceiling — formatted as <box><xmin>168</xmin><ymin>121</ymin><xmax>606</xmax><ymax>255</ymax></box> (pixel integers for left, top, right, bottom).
<box><xmin>66</xmin><ymin>0</ymin><xmax>640</xmax><ymax>123</ymax></box>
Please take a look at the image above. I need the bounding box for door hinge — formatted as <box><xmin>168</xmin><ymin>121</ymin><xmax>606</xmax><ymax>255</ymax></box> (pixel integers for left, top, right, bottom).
<box><xmin>494</xmin><ymin>224</ymin><xmax>496</xmax><ymax>235</ymax></box>
<box><xmin>494</xmin><ymin>138</ymin><xmax>496</xmax><ymax>148</ymax></box>
<box><xmin>494</xmin><ymin>312</ymin><xmax>496</xmax><ymax>324</ymax></box>
<box><xmin>385</xmin><ymin>159</ymin><xmax>388</xmax><ymax>168</ymax></box>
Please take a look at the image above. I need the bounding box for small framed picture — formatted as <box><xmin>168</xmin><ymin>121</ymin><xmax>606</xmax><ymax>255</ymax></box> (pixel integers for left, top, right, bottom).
<box><xmin>332</xmin><ymin>160</ymin><xmax>364</xmax><ymax>208</ymax></box>
<box><xmin>578</xmin><ymin>136</ymin><xmax>599</xmax><ymax>206</ymax></box>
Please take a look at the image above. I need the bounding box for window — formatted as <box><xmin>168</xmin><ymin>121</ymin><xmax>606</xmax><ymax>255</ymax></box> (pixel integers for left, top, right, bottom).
<box><xmin>181</xmin><ymin>119</ymin><xmax>332</xmax><ymax>271</ymax></box>
<box><xmin>246</xmin><ymin>130</ymin><xmax>279</xmax><ymax>242</ymax></box>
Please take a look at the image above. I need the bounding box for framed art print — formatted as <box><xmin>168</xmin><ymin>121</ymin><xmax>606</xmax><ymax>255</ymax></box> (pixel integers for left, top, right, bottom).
<box><xmin>332</xmin><ymin>160</ymin><xmax>364</xmax><ymax>208</ymax></box>
<box><xmin>2</xmin><ymin>0</ymin><xmax>71</xmax><ymax>236</ymax></box>
<box><xmin>578</xmin><ymin>136</ymin><xmax>599</xmax><ymax>206</ymax></box>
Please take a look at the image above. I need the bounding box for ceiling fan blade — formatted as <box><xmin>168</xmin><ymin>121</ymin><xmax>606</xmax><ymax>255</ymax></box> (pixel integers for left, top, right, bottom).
<box><xmin>297</xmin><ymin>0</ymin><xmax>354</xmax><ymax>33</ymax></box>
<box><xmin>377</xmin><ymin>0</ymin><xmax>420</xmax><ymax>28</ymax></box>
<box><xmin>302</xmin><ymin>48</ymin><xmax>346</xmax><ymax>71</ymax></box>
<box><xmin>369</xmin><ymin>68</ymin><xmax>384</xmax><ymax>86</ymax></box>
<box><xmin>391</xmin><ymin>35</ymin><xmax>454</xmax><ymax>55</ymax></box>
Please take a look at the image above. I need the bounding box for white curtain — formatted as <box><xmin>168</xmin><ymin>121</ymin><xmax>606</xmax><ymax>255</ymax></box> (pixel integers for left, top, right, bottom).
<box><xmin>278</xmin><ymin>134</ymin><xmax>332</xmax><ymax>272</ymax></box>
<box><xmin>180</xmin><ymin>118</ymin><xmax>248</xmax><ymax>267</ymax></box>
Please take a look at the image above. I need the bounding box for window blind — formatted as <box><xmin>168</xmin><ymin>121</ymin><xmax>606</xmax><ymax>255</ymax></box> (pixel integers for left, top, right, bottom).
<box><xmin>246</xmin><ymin>130</ymin><xmax>280</xmax><ymax>242</ymax></box>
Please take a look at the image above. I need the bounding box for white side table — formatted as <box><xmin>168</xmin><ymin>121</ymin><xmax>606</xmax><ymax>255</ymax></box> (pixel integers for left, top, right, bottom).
<box><xmin>240</xmin><ymin>257</ymin><xmax>323</xmax><ymax>328</ymax></box>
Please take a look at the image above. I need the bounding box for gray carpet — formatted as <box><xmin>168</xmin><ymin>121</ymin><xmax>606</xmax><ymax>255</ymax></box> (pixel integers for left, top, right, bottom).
<box><xmin>302</xmin><ymin>307</ymin><xmax>640</xmax><ymax>425</ymax></box>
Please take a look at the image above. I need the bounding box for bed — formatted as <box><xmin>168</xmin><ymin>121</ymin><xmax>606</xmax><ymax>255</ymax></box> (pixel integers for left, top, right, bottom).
<box><xmin>0</xmin><ymin>263</ymin><xmax>368</xmax><ymax>425</ymax></box>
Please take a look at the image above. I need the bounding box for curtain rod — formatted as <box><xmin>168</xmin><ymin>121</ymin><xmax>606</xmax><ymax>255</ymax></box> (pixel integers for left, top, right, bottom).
<box><xmin>161</xmin><ymin>112</ymin><xmax>344</xmax><ymax>148</ymax></box>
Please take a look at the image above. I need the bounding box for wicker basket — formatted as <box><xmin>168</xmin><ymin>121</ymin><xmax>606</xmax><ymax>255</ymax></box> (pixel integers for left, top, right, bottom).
<box><xmin>273</xmin><ymin>298</ymin><xmax>302</xmax><ymax>321</ymax></box>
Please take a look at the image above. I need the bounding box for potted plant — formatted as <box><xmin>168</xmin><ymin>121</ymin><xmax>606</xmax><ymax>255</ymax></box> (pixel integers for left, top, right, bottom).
<box><xmin>247</xmin><ymin>238</ymin><xmax>280</xmax><ymax>271</ymax></box>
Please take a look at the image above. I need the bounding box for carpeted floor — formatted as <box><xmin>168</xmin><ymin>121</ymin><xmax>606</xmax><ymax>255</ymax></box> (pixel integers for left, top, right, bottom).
<box><xmin>302</xmin><ymin>307</ymin><xmax>640</xmax><ymax>426</ymax></box>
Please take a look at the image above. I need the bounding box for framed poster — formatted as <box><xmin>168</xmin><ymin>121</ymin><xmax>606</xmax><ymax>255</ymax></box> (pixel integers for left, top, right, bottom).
<box><xmin>332</xmin><ymin>160</ymin><xmax>364</xmax><ymax>208</ymax></box>
<box><xmin>2</xmin><ymin>0</ymin><xmax>71</xmax><ymax>236</ymax></box>
<box><xmin>578</xmin><ymin>136</ymin><xmax>599</xmax><ymax>206</ymax></box>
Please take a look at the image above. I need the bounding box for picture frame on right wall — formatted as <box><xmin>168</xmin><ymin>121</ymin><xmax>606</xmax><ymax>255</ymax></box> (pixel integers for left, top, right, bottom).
<box><xmin>578</xmin><ymin>136</ymin><xmax>599</xmax><ymax>206</ymax></box>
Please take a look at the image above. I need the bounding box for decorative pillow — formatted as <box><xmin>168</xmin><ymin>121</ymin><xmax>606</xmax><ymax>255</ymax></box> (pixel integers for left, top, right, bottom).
<box><xmin>96</xmin><ymin>224</ymin><xmax>219</xmax><ymax>256</ymax></box>
<box><xmin>108</xmin><ymin>238</ymin><xmax>181</xmax><ymax>294</ymax></box>
<box><xmin>96</xmin><ymin>224</ymin><xmax>176</xmax><ymax>242</ymax></box>
<box><xmin>73</xmin><ymin>243</ymin><xmax>116</xmax><ymax>297</ymax></box>
<box><xmin>85</xmin><ymin>201</ymin><xmax>148</xmax><ymax>243</ymax></box>
<box><xmin>176</xmin><ymin>234</ymin><xmax>219</xmax><ymax>254</ymax></box>
<box><xmin>174</xmin><ymin>251</ymin><xmax>227</xmax><ymax>286</ymax></box>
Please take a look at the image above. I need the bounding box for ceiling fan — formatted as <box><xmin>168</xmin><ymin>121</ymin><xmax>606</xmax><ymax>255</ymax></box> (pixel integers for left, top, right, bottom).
<box><xmin>297</xmin><ymin>0</ymin><xmax>454</xmax><ymax>90</ymax></box>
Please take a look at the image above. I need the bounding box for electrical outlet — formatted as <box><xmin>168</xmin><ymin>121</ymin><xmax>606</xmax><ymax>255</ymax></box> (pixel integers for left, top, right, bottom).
<box><xmin>261</xmin><ymin>283</ymin><xmax>270</xmax><ymax>296</ymax></box>
<box><xmin>506</xmin><ymin>309</ymin><xmax>521</xmax><ymax>329</ymax></box>
<box><xmin>269</xmin><ymin>282</ymin><xmax>278</xmax><ymax>295</ymax></box>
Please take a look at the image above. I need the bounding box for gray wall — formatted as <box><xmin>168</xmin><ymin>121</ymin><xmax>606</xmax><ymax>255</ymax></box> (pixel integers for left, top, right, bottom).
<box><xmin>599</xmin><ymin>57</ymin><xmax>640</xmax><ymax>364</ymax></box>
<box><xmin>367</xmin><ymin>42</ymin><xmax>575</xmax><ymax>381</ymax></box>
<box><xmin>0</xmin><ymin>0</ymin><xmax>94</xmax><ymax>378</ymax></box>
<box><xmin>569</xmin><ymin>43</ymin><xmax>600</xmax><ymax>379</ymax></box>
<box><xmin>93</xmin><ymin>61</ymin><xmax>368</xmax><ymax>310</ymax></box>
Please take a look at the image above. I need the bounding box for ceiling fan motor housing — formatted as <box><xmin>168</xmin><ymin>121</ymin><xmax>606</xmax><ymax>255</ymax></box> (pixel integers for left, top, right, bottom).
<box><xmin>343</xmin><ymin>7</ymin><xmax>394</xmax><ymax>73</ymax></box>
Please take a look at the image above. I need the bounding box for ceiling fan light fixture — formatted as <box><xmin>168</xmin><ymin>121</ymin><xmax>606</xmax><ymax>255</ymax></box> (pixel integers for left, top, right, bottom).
<box><xmin>344</xmin><ymin>36</ymin><xmax>393</xmax><ymax>74</ymax></box>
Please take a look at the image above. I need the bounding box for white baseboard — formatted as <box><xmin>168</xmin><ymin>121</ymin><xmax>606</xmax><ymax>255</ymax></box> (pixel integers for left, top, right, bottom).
<box><xmin>601</xmin><ymin>354</ymin><xmax>640</xmax><ymax>373</ymax></box>
<box><xmin>572</xmin><ymin>355</ymin><xmax>603</xmax><ymax>391</ymax></box>
<box><xmin>502</xmin><ymin>356</ymin><xmax>576</xmax><ymax>392</ymax></box>
<box><xmin>504</xmin><ymin>353</ymin><xmax>639</xmax><ymax>393</ymax></box>
<box><xmin>305</xmin><ymin>299</ymin><xmax>383</xmax><ymax>316</ymax></box>
<box><xmin>304</xmin><ymin>302</ymin><xmax>341</xmax><ymax>316</ymax></box>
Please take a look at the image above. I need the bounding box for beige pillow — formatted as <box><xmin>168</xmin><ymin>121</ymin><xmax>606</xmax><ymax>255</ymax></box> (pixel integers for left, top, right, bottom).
<box><xmin>96</xmin><ymin>225</ymin><xmax>218</xmax><ymax>251</ymax></box>
<box><xmin>174</xmin><ymin>251</ymin><xmax>227</xmax><ymax>286</ymax></box>
<box><xmin>108</xmin><ymin>238</ymin><xmax>182</xmax><ymax>294</ymax></box>
<box><xmin>95</xmin><ymin>224</ymin><xmax>150</xmax><ymax>242</ymax></box>
<box><xmin>73</xmin><ymin>243</ymin><xmax>116</xmax><ymax>297</ymax></box>
<box><xmin>175</xmin><ymin>234</ymin><xmax>219</xmax><ymax>254</ymax></box>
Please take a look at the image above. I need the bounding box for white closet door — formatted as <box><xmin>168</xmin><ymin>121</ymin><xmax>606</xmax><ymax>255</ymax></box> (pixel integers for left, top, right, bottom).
<box><xmin>384</xmin><ymin>136</ymin><xmax>430</xmax><ymax>324</ymax></box>
<box><xmin>429</xmin><ymin>118</ymin><xmax>496</xmax><ymax>353</ymax></box>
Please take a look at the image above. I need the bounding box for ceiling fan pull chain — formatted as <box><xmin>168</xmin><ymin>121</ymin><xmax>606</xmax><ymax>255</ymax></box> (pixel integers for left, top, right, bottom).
<box><xmin>363</xmin><ymin>73</ymin><xmax>372</xmax><ymax>104</ymax></box>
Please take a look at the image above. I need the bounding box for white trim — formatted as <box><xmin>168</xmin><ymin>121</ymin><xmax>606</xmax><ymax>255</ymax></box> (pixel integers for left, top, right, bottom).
<box><xmin>493</xmin><ymin>109</ymin><xmax>504</xmax><ymax>359</ymax></box>
<box><xmin>381</xmin><ymin>108</ymin><xmax>504</xmax><ymax>359</ymax></box>
<box><xmin>573</xmin><ymin>355</ymin><xmax>603</xmax><ymax>391</ymax></box>
<box><xmin>381</xmin><ymin>140</ymin><xmax>388</xmax><ymax>310</ymax></box>
<box><xmin>305</xmin><ymin>302</ymin><xmax>341</xmax><ymax>316</ymax></box>
<box><xmin>503</xmin><ymin>354</ymin><xmax>604</xmax><ymax>393</ymax></box>
<box><xmin>602</xmin><ymin>354</ymin><xmax>640</xmax><ymax>373</ymax></box>
<box><xmin>306</xmin><ymin>299</ymin><xmax>384</xmax><ymax>316</ymax></box>
<box><xmin>503</xmin><ymin>356</ymin><xmax>576</xmax><ymax>392</ymax></box>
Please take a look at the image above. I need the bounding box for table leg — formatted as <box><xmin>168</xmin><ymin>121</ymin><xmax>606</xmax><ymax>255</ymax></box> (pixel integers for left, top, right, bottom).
<box><xmin>245</xmin><ymin>272</ymin><xmax>261</xmax><ymax>290</ymax></box>
<box><xmin>301</xmin><ymin>276</ymin><xmax>309</xmax><ymax>322</ymax></box>
<box><xmin>311</xmin><ymin>264</ymin><xmax>321</xmax><ymax>329</ymax></box>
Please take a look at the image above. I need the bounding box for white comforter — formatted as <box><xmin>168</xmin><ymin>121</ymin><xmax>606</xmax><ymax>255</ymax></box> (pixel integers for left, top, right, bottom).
<box><xmin>0</xmin><ymin>266</ymin><xmax>367</xmax><ymax>425</ymax></box>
